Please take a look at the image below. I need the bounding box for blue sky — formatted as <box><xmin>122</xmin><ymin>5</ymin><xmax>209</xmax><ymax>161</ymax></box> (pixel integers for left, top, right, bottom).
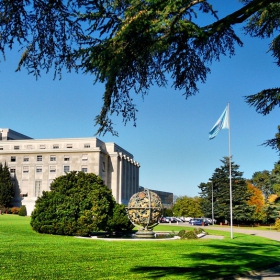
<box><xmin>0</xmin><ymin>1</ymin><xmax>279</xmax><ymax>198</ymax></box>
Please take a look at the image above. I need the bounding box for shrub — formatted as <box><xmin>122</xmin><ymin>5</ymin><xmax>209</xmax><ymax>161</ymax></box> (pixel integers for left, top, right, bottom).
<box><xmin>184</xmin><ymin>230</ymin><xmax>198</xmax><ymax>239</ymax></box>
<box><xmin>18</xmin><ymin>205</ymin><xmax>27</xmax><ymax>216</ymax></box>
<box><xmin>11</xmin><ymin>207</ymin><xmax>20</xmax><ymax>214</ymax></box>
<box><xmin>275</xmin><ymin>218</ymin><xmax>280</xmax><ymax>231</ymax></box>
<box><xmin>178</xmin><ymin>230</ymin><xmax>187</xmax><ymax>238</ymax></box>
<box><xmin>193</xmin><ymin>227</ymin><xmax>207</xmax><ymax>235</ymax></box>
<box><xmin>30</xmin><ymin>171</ymin><xmax>117</xmax><ymax>236</ymax></box>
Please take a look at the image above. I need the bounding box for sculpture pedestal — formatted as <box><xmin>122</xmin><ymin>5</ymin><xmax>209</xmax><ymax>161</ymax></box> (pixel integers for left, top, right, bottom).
<box><xmin>135</xmin><ymin>230</ymin><xmax>155</xmax><ymax>239</ymax></box>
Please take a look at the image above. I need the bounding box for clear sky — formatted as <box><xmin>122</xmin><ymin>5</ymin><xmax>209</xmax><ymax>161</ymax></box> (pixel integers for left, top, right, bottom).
<box><xmin>0</xmin><ymin>1</ymin><xmax>279</xmax><ymax>198</ymax></box>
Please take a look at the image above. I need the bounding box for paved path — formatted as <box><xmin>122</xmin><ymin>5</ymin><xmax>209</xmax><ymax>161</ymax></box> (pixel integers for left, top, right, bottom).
<box><xmin>167</xmin><ymin>224</ymin><xmax>280</xmax><ymax>279</ymax></box>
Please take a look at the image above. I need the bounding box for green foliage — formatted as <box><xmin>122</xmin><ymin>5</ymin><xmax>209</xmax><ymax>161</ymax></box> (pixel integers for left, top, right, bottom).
<box><xmin>163</xmin><ymin>208</ymin><xmax>173</xmax><ymax>217</ymax></box>
<box><xmin>106</xmin><ymin>204</ymin><xmax>134</xmax><ymax>233</ymax></box>
<box><xmin>173</xmin><ymin>196</ymin><xmax>204</xmax><ymax>217</ymax></box>
<box><xmin>177</xmin><ymin>228</ymin><xmax>206</xmax><ymax>239</ymax></box>
<box><xmin>199</xmin><ymin>157</ymin><xmax>254</xmax><ymax>224</ymax></box>
<box><xmin>18</xmin><ymin>205</ymin><xmax>27</xmax><ymax>216</ymax></box>
<box><xmin>251</xmin><ymin>170</ymin><xmax>272</xmax><ymax>199</ymax></box>
<box><xmin>30</xmin><ymin>171</ymin><xmax>122</xmax><ymax>236</ymax></box>
<box><xmin>0</xmin><ymin>163</ymin><xmax>14</xmax><ymax>208</ymax></box>
<box><xmin>0</xmin><ymin>1</ymin><xmax>277</xmax><ymax>135</ymax></box>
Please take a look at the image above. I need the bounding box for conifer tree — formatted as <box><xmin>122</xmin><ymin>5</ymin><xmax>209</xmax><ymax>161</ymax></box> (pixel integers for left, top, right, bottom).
<box><xmin>0</xmin><ymin>163</ymin><xmax>14</xmax><ymax>207</ymax></box>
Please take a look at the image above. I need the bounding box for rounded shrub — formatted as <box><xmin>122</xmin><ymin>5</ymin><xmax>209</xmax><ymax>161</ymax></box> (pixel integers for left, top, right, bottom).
<box><xmin>30</xmin><ymin>171</ymin><xmax>125</xmax><ymax>236</ymax></box>
<box><xmin>18</xmin><ymin>205</ymin><xmax>27</xmax><ymax>216</ymax></box>
<box><xmin>11</xmin><ymin>207</ymin><xmax>20</xmax><ymax>214</ymax></box>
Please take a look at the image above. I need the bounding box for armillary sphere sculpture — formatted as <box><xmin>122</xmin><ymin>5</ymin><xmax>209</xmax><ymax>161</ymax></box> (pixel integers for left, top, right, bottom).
<box><xmin>126</xmin><ymin>188</ymin><xmax>163</xmax><ymax>238</ymax></box>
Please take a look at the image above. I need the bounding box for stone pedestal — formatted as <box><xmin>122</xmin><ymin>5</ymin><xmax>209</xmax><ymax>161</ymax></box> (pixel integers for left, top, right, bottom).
<box><xmin>135</xmin><ymin>230</ymin><xmax>155</xmax><ymax>239</ymax></box>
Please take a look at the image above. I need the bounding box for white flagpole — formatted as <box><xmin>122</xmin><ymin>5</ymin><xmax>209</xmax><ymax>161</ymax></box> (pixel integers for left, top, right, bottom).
<box><xmin>228</xmin><ymin>103</ymin><xmax>233</xmax><ymax>239</ymax></box>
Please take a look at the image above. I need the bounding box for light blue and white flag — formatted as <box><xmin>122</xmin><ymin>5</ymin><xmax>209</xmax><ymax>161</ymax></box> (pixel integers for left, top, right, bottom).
<box><xmin>209</xmin><ymin>105</ymin><xmax>229</xmax><ymax>140</ymax></box>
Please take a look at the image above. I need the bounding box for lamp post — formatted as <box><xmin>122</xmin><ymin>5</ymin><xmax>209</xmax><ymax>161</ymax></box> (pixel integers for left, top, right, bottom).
<box><xmin>211</xmin><ymin>181</ymin><xmax>214</xmax><ymax>225</ymax></box>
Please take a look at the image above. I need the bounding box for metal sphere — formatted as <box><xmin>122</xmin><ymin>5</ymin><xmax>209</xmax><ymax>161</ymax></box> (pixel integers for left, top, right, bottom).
<box><xmin>126</xmin><ymin>188</ymin><xmax>163</xmax><ymax>230</ymax></box>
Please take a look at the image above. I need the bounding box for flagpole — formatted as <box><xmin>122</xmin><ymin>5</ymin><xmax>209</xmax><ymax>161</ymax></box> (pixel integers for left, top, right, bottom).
<box><xmin>228</xmin><ymin>103</ymin><xmax>233</xmax><ymax>239</ymax></box>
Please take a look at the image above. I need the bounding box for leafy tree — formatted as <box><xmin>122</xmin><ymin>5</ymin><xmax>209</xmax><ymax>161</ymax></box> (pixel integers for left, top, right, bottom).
<box><xmin>270</xmin><ymin>162</ymin><xmax>280</xmax><ymax>195</ymax></box>
<box><xmin>173</xmin><ymin>196</ymin><xmax>204</xmax><ymax>218</ymax></box>
<box><xmin>200</xmin><ymin>157</ymin><xmax>254</xmax><ymax>224</ymax></box>
<box><xmin>247</xmin><ymin>181</ymin><xmax>265</xmax><ymax>222</ymax></box>
<box><xmin>0</xmin><ymin>163</ymin><xmax>14</xmax><ymax>208</ymax></box>
<box><xmin>30</xmin><ymin>171</ymin><xmax>132</xmax><ymax>236</ymax></box>
<box><xmin>0</xmin><ymin>1</ymin><xmax>279</xmax><ymax>135</ymax></box>
<box><xmin>251</xmin><ymin>170</ymin><xmax>273</xmax><ymax>200</ymax></box>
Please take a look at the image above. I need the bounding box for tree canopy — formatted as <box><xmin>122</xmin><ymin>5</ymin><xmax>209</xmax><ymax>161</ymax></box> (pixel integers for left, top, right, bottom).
<box><xmin>0</xmin><ymin>163</ymin><xmax>14</xmax><ymax>208</ymax></box>
<box><xmin>1</xmin><ymin>0</ymin><xmax>279</xmax><ymax>135</ymax></box>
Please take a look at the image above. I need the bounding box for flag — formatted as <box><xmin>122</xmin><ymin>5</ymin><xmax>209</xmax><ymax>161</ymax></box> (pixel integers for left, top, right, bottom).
<box><xmin>209</xmin><ymin>105</ymin><xmax>229</xmax><ymax>140</ymax></box>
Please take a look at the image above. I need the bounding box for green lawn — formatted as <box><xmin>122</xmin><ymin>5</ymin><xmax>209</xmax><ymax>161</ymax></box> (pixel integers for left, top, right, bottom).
<box><xmin>1</xmin><ymin>215</ymin><xmax>279</xmax><ymax>280</ymax></box>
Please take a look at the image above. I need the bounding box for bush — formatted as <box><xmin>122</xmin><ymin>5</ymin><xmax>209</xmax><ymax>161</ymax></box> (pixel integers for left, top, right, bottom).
<box><xmin>18</xmin><ymin>205</ymin><xmax>27</xmax><ymax>216</ymax></box>
<box><xmin>178</xmin><ymin>230</ymin><xmax>187</xmax><ymax>238</ymax></box>
<box><xmin>275</xmin><ymin>218</ymin><xmax>280</xmax><ymax>231</ymax></box>
<box><xmin>11</xmin><ymin>207</ymin><xmax>20</xmax><ymax>214</ymax></box>
<box><xmin>184</xmin><ymin>230</ymin><xmax>198</xmax><ymax>239</ymax></box>
<box><xmin>30</xmin><ymin>171</ymin><xmax>117</xmax><ymax>236</ymax></box>
<box><xmin>177</xmin><ymin>228</ymin><xmax>207</xmax><ymax>239</ymax></box>
<box><xmin>0</xmin><ymin>206</ymin><xmax>10</xmax><ymax>214</ymax></box>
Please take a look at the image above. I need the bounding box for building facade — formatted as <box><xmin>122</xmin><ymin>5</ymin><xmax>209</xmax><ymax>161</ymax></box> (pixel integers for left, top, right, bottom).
<box><xmin>0</xmin><ymin>129</ymin><xmax>140</xmax><ymax>215</ymax></box>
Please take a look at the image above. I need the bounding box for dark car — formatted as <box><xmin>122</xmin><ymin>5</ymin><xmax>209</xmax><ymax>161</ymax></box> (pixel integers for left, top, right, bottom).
<box><xmin>189</xmin><ymin>218</ymin><xmax>209</xmax><ymax>226</ymax></box>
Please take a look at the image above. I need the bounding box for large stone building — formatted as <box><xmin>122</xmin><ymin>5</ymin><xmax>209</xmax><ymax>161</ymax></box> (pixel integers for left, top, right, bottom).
<box><xmin>0</xmin><ymin>128</ymin><xmax>140</xmax><ymax>215</ymax></box>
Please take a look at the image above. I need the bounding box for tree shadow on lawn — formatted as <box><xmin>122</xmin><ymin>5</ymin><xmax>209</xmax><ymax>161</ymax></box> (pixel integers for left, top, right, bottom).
<box><xmin>130</xmin><ymin>237</ymin><xmax>280</xmax><ymax>279</ymax></box>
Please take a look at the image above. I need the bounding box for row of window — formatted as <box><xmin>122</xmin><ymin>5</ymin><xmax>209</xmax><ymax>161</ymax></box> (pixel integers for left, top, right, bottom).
<box><xmin>10</xmin><ymin>154</ymin><xmax>88</xmax><ymax>162</ymax></box>
<box><xmin>0</xmin><ymin>143</ymin><xmax>91</xmax><ymax>150</ymax></box>
<box><xmin>11</xmin><ymin>166</ymin><xmax>88</xmax><ymax>174</ymax></box>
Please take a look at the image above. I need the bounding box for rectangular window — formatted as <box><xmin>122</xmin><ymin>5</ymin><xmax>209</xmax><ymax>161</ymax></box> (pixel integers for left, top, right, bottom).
<box><xmin>82</xmin><ymin>154</ymin><xmax>88</xmax><ymax>161</ymax></box>
<box><xmin>0</xmin><ymin>146</ymin><xmax>3</xmax><ymax>150</ymax></box>
<box><xmin>21</xmin><ymin>179</ymin><xmax>29</xmax><ymax>197</ymax></box>
<box><xmin>35</xmin><ymin>181</ymin><xmax>42</xmax><ymax>197</ymax></box>
<box><xmin>81</xmin><ymin>166</ymin><xmax>88</xmax><ymax>173</ymax></box>
<box><xmin>64</xmin><ymin>156</ymin><xmax>70</xmax><ymax>162</ymax></box>
<box><xmin>36</xmin><ymin>166</ymin><xmax>42</xmax><ymax>173</ymax></box>
<box><xmin>84</xmin><ymin>143</ymin><xmax>90</xmax><ymax>148</ymax></box>
<box><xmin>50</xmin><ymin>155</ymin><xmax>56</xmax><ymax>161</ymax></box>
<box><xmin>26</xmin><ymin>145</ymin><xmax>33</xmax><ymax>149</ymax></box>
<box><xmin>37</xmin><ymin>155</ymin><xmax>42</xmax><ymax>161</ymax></box>
<box><xmin>64</xmin><ymin>166</ymin><xmax>70</xmax><ymax>173</ymax></box>
<box><xmin>102</xmin><ymin>162</ymin><xmax>105</xmax><ymax>172</ymax></box>
<box><xmin>39</xmin><ymin>145</ymin><xmax>46</xmax><ymax>149</ymax></box>
<box><xmin>66</xmin><ymin>144</ymin><xmax>73</xmax><ymax>149</ymax></box>
<box><xmin>53</xmin><ymin>144</ymin><xmax>59</xmax><ymax>149</ymax></box>
<box><xmin>23</xmin><ymin>157</ymin><xmax>29</xmax><ymax>162</ymax></box>
<box><xmin>10</xmin><ymin>168</ymin><xmax>16</xmax><ymax>174</ymax></box>
<box><xmin>11</xmin><ymin>156</ymin><xmax>16</xmax><ymax>162</ymax></box>
<box><xmin>14</xmin><ymin>146</ymin><xmax>20</xmax><ymax>150</ymax></box>
<box><xmin>23</xmin><ymin>166</ymin><xmax>29</xmax><ymax>173</ymax></box>
<box><xmin>49</xmin><ymin>166</ymin><xmax>56</xmax><ymax>173</ymax></box>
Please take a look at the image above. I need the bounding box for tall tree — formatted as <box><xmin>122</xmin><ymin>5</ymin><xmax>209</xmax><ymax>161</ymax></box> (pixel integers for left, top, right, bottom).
<box><xmin>251</xmin><ymin>170</ymin><xmax>273</xmax><ymax>200</ymax></box>
<box><xmin>247</xmin><ymin>181</ymin><xmax>265</xmax><ymax>222</ymax></box>
<box><xmin>173</xmin><ymin>196</ymin><xmax>204</xmax><ymax>218</ymax></box>
<box><xmin>271</xmin><ymin>162</ymin><xmax>280</xmax><ymax>195</ymax></box>
<box><xmin>201</xmin><ymin>157</ymin><xmax>254</xmax><ymax>224</ymax></box>
<box><xmin>0</xmin><ymin>1</ymin><xmax>279</xmax><ymax>135</ymax></box>
<box><xmin>0</xmin><ymin>163</ymin><xmax>14</xmax><ymax>207</ymax></box>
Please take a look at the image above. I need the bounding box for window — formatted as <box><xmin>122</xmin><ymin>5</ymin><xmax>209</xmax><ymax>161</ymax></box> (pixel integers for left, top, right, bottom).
<box><xmin>84</xmin><ymin>143</ymin><xmax>90</xmax><ymax>148</ymax></box>
<box><xmin>64</xmin><ymin>166</ymin><xmax>70</xmax><ymax>173</ymax></box>
<box><xmin>26</xmin><ymin>145</ymin><xmax>33</xmax><ymax>149</ymax></box>
<box><xmin>66</xmin><ymin>144</ymin><xmax>73</xmax><ymax>148</ymax></box>
<box><xmin>82</xmin><ymin>154</ymin><xmax>88</xmax><ymax>161</ymax></box>
<box><xmin>21</xmin><ymin>180</ymin><xmax>29</xmax><ymax>197</ymax></box>
<box><xmin>23</xmin><ymin>157</ymin><xmax>29</xmax><ymax>162</ymax></box>
<box><xmin>36</xmin><ymin>166</ymin><xmax>42</xmax><ymax>173</ymax></box>
<box><xmin>35</xmin><ymin>181</ymin><xmax>42</xmax><ymax>197</ymax></box>
<box><xmin>10</xmin><ymin>168</ymin><xmax>16</xmax><ymax>174</ymax></box>
<box><xmin>49</xmin><ymin>166</ymin><xmax>56</xmax><ymax>173</ymax></box>
<box><xmin>22</xmin><ymin>166</ymin><xmax>29</xmax><ymax>173</ymax></box>
<box><xmin>14</xmin><ymin>146</ymin><xmax>20</xmax><ymax>150</ymax></box>
<box><xmin>39</xmin><ymin>145</ymin><xmax>46</xmax><ymax>149</ymax></box>
<box><xmin>37</xmin><ymin>155</ymin><xmax>42</xmax><ymax>161</ymax></box>
<box><xmin>53</xmin><ymin>144</ymin><xmax>59</xmax><ymax>149</ymax></box>
<box><xmin>102</xmin><ymin>162</ymin><xmax>105</xmax><ymax>172</ymax></box>
<box><xmin>0</xmin><ymin>146</ymin><xmax>3</xmax><ymax>150</ymax></box>
<box><xmin>11</xmin><ymin>156</ymin><xmax>16</xmax><ymax>162</ymax></box>
<box><xmin>50</xmin><ymin>155</ymin><xmax>56</xmax><ymax>161</ymax></box>
<box><xmin>81</xmin><ymin>166</ymin><xmax>88</xmax><ymax>173</ymax></box>
<box><xmin>64</xmin><ymin>156</ymin><xmax>70</xmax><ymax>162</ymax></box>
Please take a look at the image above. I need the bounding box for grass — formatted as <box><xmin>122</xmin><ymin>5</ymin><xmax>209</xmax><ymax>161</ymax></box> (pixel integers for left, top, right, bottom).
<box><xmin>1</xmin><ymin>215</ymin><xmax>280</xmax><ymax>280</ymax></box>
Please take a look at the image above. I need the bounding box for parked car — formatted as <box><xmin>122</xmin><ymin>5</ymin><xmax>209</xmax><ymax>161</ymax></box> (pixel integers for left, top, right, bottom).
<box><xmin>189</xmin><ymin>218</ymin><xmax>209</xmax><ymax>226</ymax></box>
